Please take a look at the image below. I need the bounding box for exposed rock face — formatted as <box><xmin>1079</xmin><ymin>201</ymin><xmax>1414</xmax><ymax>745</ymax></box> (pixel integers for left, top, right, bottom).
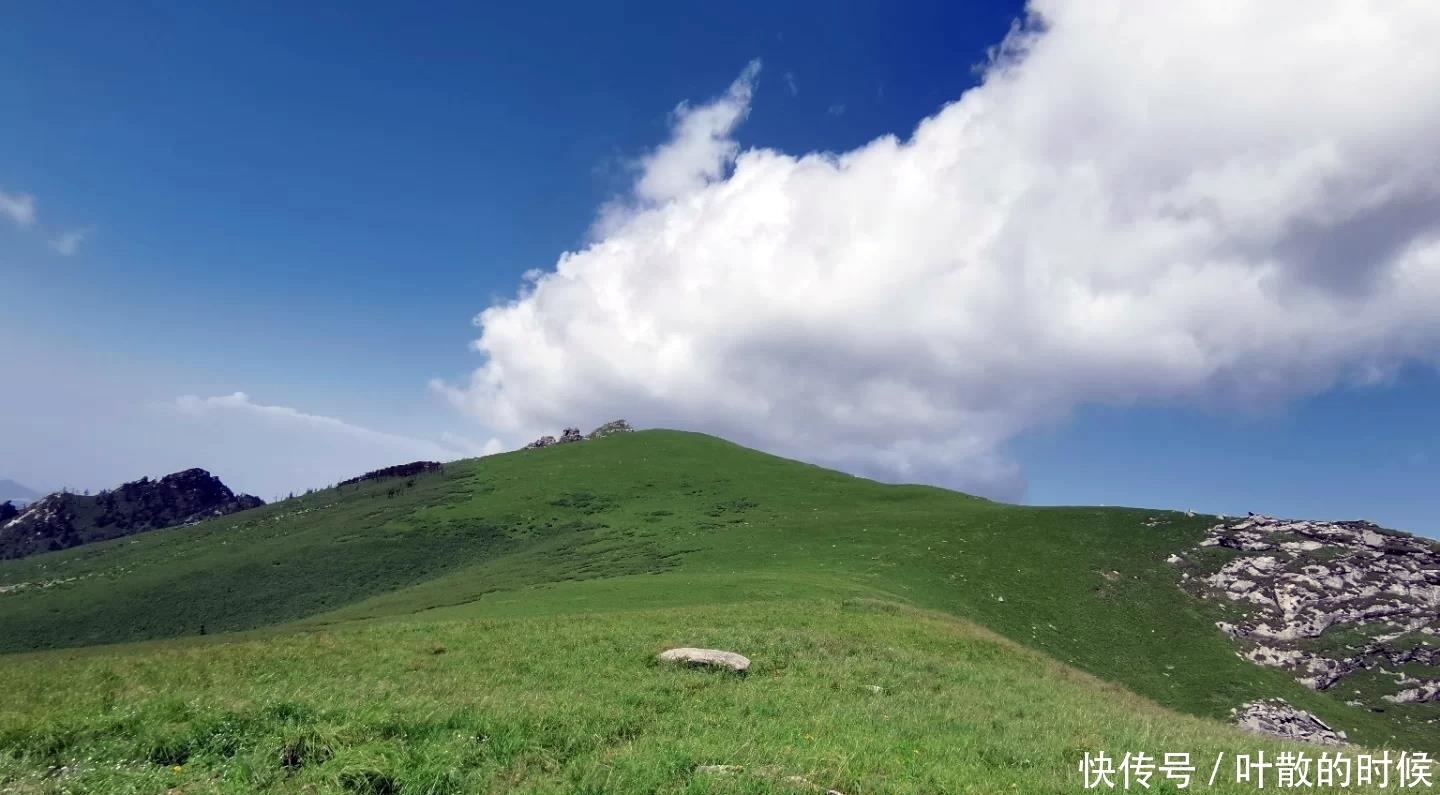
<box><xmin>1386</xmin><ymin>680</ymin><xmax>1440</xmax><ymax>705</ymax></box>
<box><xmin>657</xmin><ymin>647</ymin><xmax>751</xmax><ymax>673</ymax></box>
<box><xmin>1232</xmin><ymin>699</ymin><xmax>1349</xmax><ymax>745</ymax></box>
<box><xmin>337</xmin><ymin>461</ymin><xmax>441</xmax><ymax>488</ymax></box>
<box><xmin>0</xmin><ymin>469</ymin><xmax>264</xmax><ymax>559</ymax></box>
<box><xmin>525</xmin><ymin>428</ymin><xmax>582</xmax><ymax>449</ymax></box>
<box><xmin>587</xmin><ymin>419</ymin><xmax>634</xmax><ymax>439</ymax></box>
<box><xmin>1175</xmin><ymin>514</ymin><xmax>1439</xmax><ymax>707</ymax></box>
<box><xmin>527</xmin><ymin>420</ymin><xmax>634</xmax><ymax>449</ymax></box>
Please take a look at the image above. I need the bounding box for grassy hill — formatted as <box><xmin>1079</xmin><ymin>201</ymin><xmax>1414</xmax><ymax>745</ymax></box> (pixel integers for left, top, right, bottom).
<box><xmin>0</xmin><ymin>430</ymin><xmax>1433</xmax><ymax>793</ymax></box>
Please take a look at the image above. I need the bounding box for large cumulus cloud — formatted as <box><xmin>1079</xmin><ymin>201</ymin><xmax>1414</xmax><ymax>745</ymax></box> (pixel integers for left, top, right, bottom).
<box><xmin>437</xmin><ymin>0</ymin><xmax>1440</xmax><ymax>498</ymax></box>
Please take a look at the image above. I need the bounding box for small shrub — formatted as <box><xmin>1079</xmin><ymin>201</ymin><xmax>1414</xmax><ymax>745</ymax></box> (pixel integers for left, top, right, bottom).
<box><xmin>279</xmin><ymin>728</ymin><xmax>334</xmax><ymax>771</ymax></box>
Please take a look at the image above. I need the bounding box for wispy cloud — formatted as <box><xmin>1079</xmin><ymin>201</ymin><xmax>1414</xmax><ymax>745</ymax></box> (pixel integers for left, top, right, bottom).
<box><xmin>174</xmin><ymin>392</ymin><xmax>495</xmax><ymax>459</ymax></box>
<box><xmin>0</xmin><ymin>189</ymin><xmax>36</xmax><ymax>227</ymax></box>
<box><xmin>49</xmin><ymin>228</ymin><xmax>89</xmax><ymax>256</ymax></box>
<box><xmin>826</xmin><ymin>103</ymin><xmax>846</xmax><ymax>117</ymax></box>
<box><xmin>784</xmin><ymin>71</ymin><xmax>799</xmax><ymax>96</ymax></box>
<box><xmin>171</xmin><ymin>392</ymin><xmax>505</xmax><ymax>496</ymax></box>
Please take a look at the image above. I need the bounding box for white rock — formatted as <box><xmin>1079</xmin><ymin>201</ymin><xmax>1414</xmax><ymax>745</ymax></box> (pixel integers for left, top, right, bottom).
<box><xmin>658</xmin><ymin>647</ymin><xmax>751</xmax><ymax>673</ymax></box>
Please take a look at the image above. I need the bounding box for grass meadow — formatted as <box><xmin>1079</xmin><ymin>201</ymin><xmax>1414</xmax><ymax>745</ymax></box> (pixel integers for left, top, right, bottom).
<box><xmin>1</xmin><ymin>431</ymin><xmax>1434</xmax><ymax>792</ymax></box>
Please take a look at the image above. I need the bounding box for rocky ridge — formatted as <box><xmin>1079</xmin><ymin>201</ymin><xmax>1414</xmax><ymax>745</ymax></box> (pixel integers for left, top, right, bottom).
<box><xmin>1173</xmin><ymin>514</ymin><xmax>1439</xmax><ymax>710</ymax></box>
<box><xmin>0</xmin><ymin>469</ymin><xmax>264</xmax><ymax>559</ymax></box>
<box><xmin>526</xmin><ymin>419</ymin><xmax>634</xmax><ymax>449</ymax></box>
<box><xmin>337</xmin><ymin>461</ymin><xmax>442</xmax><ymax>488</ymax></box>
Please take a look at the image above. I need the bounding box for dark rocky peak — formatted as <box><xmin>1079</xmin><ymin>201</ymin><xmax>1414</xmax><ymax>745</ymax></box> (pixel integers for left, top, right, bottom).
<box><xmin>338</xmin><ymin>461</ymin><xmax>443</xmax><ymax>488</ymax></box>
<box><xmin>0</xmin><ymin>468</ymin><xmax>265</xmax><ymax>560</ymax></box>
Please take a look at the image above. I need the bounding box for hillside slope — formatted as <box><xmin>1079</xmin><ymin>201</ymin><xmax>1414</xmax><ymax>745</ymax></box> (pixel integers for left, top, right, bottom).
<box><xmin>1</xmin><ymin>594</ymin><xmax>1379</xmax><ymax>795</ymax></box>
<box><xmin>0</xmin><ymin>431</ymin><xmax>1434</xmax><ymax>757</ymax></box>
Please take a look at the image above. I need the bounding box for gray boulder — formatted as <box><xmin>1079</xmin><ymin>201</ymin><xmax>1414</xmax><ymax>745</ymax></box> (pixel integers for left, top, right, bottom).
<box><xmin>1231</xmin><ymin>699</ymin><xmax>1348</xmax><ymax>745</ymax></box>
<box><xmin>657</xmin><ymin>647</ymin><xmax>750</xmax><ymax>673</ymax></box>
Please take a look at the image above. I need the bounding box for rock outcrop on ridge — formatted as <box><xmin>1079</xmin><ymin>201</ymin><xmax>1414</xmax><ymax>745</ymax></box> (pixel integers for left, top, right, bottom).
<box><xmin>337</xmin><ymin>461</ymin><xmax>442</xmax><ymax>488</ymax></box>
<box><xmin>0</xmin><ymin>469</ymin><xmax>264</xmax><ymax>559</ymax></box>
<box><xmin>1173</xmin><ymin>514</ymin><xmax>1439</xmax><ymax>709</ymax></box>
<box><xmin>526</xmin><ymin>420</ymin><xmax>634</xmax><ymax>449</ymax></box>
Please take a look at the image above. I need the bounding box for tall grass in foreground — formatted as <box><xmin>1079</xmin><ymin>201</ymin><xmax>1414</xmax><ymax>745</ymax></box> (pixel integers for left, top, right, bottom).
<box><xmin>0</xmin><ymin>598</ymin><xmax>1395</xmax><ymax>794</ymax></box>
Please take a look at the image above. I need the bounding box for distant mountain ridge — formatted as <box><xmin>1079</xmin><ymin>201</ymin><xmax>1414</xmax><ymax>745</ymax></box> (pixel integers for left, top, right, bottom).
<box><xmin>0</xmin><ymin>468</ymin><xmax>263</xmax><ymax>559</ymax></box>
<box><xmin>0</xmin><ymin>478</ymin><xmax>41</xmax><ymax>507</ymax></box>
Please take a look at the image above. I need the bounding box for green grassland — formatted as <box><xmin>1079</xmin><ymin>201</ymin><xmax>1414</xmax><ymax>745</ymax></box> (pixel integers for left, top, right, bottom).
<box><xmin>0</xmin><ymin>431</ymin><xmax>1434</xmax><ymax>793</ymax></box>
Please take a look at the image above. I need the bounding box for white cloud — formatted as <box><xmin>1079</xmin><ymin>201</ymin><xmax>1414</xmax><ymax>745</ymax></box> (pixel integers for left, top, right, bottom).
<box><xmin>49</xmin><ymin>228</ymin><xmax>88</xmax><ymax>256</ymax></box>
<box><xmin>439</xmin><ymin>1</ymin><xmax>1440</xmax><ymax>499</ymax></box>
<box><xmin>826</xmin><ymin>103</ymin><xmax>846</xmax><ymax>117</ymax></box>
<box><xmin>0</xmin><ymin>190</ymin><xmax>36</xmax><ymax>227</ymax></box>
<box><xmin>784</xmin><ymin>71</ymin><xmax>799</xmax><ymax>97</ymax></box>
<box><xmin>169</xmin><ymin>392</ymin><xmax>502</xmax><ymax>498</ymax></box>
<box><xmin>631</xmin><ymin>59</ymin><xmax>761</xmax><ymax>206</ymax></box>
<box><xmin>440</xmin><ymin>430</ymin><xmax>505</xmax><ymax>457</ymax></box>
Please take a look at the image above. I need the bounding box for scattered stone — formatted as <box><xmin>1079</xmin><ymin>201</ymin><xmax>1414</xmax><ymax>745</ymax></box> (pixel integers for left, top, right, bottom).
<box><xmin>1232</xmin><ymin>699</ymin><xmax>1349</xmax><ymax>746</ymax></box>
<box><xmin>658</xmin><ymin>647</ymin><xmax>751</xmax><ymax>673</ymax></box>
<box><xmin>557</xmin><ymin>427</ymin><xmax>584</xmax><ymax>444</ymax></box>
<box><xmin>1385</xmin><ymin>681</ymin><xmax>1440</xmax><ymax>704</ymax></box>
<box><xmin>1180</xmin><ymin>514</ymin><xmax>1440</xmax><ymax>709</ymax></box>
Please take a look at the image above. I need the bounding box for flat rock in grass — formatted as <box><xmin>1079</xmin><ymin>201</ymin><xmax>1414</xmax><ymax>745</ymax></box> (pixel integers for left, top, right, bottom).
<box><xmin>694</xmin><ymin>764</ymin><xmax>846</xmax><ymax>794</ymax></box>
<box><xmin>657</xmin><ymin>647</ymin><xmax>750</xmax><ymax>673</ymax></box>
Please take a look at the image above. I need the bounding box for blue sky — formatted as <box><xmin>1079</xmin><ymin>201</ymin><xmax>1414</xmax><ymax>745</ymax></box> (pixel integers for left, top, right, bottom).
<box><xmin>3</xmin><ymin>1</ymin><xmax>1439</xmax><ymax>536</ymax></box>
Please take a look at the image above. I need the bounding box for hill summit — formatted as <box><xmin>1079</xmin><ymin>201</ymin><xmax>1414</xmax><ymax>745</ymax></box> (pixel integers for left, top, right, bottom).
<box><xmin>0</xmin><ymin>468</ymin><xmax>263</xmax><ymax>559</ymax></box>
